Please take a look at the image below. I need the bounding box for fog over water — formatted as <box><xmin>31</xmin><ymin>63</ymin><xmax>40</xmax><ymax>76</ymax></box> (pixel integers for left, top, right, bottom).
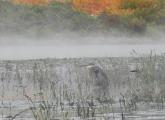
<box><xmin>0</xmin><ymin>34</ymin><xmax>165</xmax><ymax>60</ymax></box>
<box><xmin>0</xmin><ymin>44</ymin><xmax>165</xmax><ymax>60</ymax></box>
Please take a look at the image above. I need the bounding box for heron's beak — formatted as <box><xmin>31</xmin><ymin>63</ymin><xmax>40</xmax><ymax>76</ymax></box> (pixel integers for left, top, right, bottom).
<box><xmin>86</xmin><ymin>66</ymin><xmax>93</xmax><ymax>69</ymax></box>
<box><xmin>79</xmin><ymin>64</ymin><xmax>93</xmax><ymax>68</ymax></box>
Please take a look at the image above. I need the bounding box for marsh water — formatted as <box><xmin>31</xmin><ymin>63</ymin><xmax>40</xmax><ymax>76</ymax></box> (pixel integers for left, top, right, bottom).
<box><xmin>0</xmin><ymin>44</ymin><xmax>165</xmax><ymax>119</ymax></box>
<box><xmin>0</xmin><ymin>44</ymin><xmax>165</xmax><ymax>59</ymax></box>
<box><xmin>0</xmin><ymin>101</ymin><xmax>165</xmax><ymax>120</ymax></box>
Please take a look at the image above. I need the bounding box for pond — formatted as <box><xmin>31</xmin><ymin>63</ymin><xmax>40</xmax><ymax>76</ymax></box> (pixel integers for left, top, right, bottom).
<box><xmin>0</xmin><ymin>102</ymin><xmax>165</xmax><ymax>120</ymax></box>
<box><xmin>0</xmin><ymin>44</ymin><xmax>165</xmax><ymax>60</ymax></box>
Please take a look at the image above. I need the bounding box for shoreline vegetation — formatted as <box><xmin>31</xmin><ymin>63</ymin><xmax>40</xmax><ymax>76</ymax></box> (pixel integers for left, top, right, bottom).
<box><xmin>1</xmin><ymin>54</ymin><xmax>165</xmax><ymax>119</ymax></box>
<box><xmin>0</xmin><ymin>0</ymin><xmax>165</xmax><ymax>38</ymax></box>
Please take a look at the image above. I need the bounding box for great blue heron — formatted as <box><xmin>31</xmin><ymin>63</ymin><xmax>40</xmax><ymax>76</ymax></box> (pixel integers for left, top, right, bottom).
<box><xmin>80</xmin><ymin>63</ymin><xmax>110</xmax><ymax>98</ymax></box>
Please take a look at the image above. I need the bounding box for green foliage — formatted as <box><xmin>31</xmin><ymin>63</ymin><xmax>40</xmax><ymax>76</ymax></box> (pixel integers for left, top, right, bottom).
<box><xmin>31</xmin><ymin>6</ymin><xmax>44</xmax><ymax>14</ymax></box>
<box><xmin>129</xmin><ymin>17</ymin><xmax>146</xmax><ymax>32</ymax></box>
<box><xmin>122</xmin><ymin>1</ymin><xmax>138</xmax><ymax>9</ymax></box>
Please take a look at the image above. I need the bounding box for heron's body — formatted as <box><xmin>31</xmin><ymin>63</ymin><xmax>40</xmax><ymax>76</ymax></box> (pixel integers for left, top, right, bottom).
<box><xmin>83</xmin><ymin>64</ymin><xmax>110</xmax><ymax>98</ymax></box>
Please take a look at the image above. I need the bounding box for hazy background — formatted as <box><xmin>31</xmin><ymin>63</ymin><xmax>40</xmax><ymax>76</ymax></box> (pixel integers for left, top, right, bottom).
<box><xmin>0</xmin><ymin>1</ymin><xmax>165</xmax><ymax>59</ymax></box>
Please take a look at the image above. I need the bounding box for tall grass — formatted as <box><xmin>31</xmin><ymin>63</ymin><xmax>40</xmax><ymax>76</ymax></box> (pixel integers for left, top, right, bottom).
<box><xmin>1</xmin><ymin>55</ymin><xmax>165</xmax><ymax>119</ymax></box>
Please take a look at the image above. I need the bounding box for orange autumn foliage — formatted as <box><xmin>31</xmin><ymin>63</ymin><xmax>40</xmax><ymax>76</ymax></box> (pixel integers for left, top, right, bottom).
<box><xmin>106</xmin><ymin>0</ymin><xmax>122</xmax><ymax>15</ymax></box>
<box><xmin>11</xmin><ymin>0</ymin><xmax>158</xmax><ymax>16</ymax></box>
<box><xmin>72</xmin><ymin>0</ymin><xmax>110</xmax><ymax>15</ymax></box>
<box><xmin>106</xmin><ymin>0</ymin><xmax>135</xmax><ymax>16</ymax></box>
<box><xmin>71</xmin><ymin>0</ymin><xmax>136</xmax><ymax>16</ymax></box>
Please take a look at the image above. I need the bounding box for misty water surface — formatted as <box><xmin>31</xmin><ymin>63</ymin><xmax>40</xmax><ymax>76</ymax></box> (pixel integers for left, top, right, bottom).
<box><xmin>0</xmin><ymin>44</ymin><xmax>165</xmax><ymax>60</ymax></box>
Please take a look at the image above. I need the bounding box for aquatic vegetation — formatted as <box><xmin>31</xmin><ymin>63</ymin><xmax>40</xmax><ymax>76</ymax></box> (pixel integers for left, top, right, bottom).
<box><xmin>0</xmin><ymin>55</ymin><xmax>165</xmax><ymax>119</ymax></box>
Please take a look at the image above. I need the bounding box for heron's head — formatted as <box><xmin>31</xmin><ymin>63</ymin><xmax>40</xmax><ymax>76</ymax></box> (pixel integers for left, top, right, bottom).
<box><xmin>79</xmin><ymin>63</ymin><xmax>96</xmax><ymax>69</ymax></box>
<box><xmin>79</xmin><ymin>63</ymin><xmax>100</xmax><ymax>74</ymax></box>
